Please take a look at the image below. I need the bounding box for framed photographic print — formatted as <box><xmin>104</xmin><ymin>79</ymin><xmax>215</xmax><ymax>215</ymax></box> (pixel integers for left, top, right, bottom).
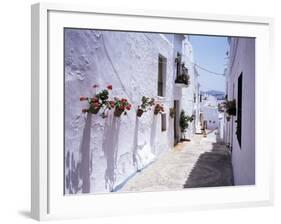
<box><xmin>31</xmin><ymin>2</ymin><xmax>274</xmax><ymax>221</ymax></box>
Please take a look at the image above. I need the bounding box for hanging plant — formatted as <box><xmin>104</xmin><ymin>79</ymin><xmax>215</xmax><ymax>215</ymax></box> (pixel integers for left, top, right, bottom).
<box><xmin>218</xmin><ymin>103</ymin><xmax>225</xmax><ymax>113</ymax></box>
<box><xmin>222</xmin><ymin>99</ymin><xmax>236</xmax><ymax>116</ymax></box>
<box><xmin>137</xmin><ymin>96</ymin><xmax>155</xmax><ymax>117</ymax></box>
<box><xmin>80</xmin><ymin>84</ymin><xmax>113</xmax><ymax>118</ymax></box>
<box><xmin>113</xmin><ymin>97</ymin><xmax>131</xmax><ymax>117</ymax></box>
<box><xmin>154</xmin><ymin>103</ymin><xmax>164</xmax><ymax>115</ymax></box>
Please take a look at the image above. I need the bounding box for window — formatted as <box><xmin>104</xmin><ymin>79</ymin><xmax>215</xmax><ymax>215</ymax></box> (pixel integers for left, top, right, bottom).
<box><xmin>236</xmin><ymin>72</ymin><xmax>243</xmax><ymax>147</ymax></box>
<box><xmin>161</xmin><ymin>113</ymin><xmax>167</xmax><ymax>132</ymax></box>
<box><xmin>158</xmin><ymin>55</ymin><xmax>166</xmax><ymax>97</ymax></box>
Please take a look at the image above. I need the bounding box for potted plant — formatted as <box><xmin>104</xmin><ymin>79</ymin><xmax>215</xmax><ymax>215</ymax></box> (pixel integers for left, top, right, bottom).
<box><xmin>154</xmin><ymin>103</ymin><xmax>164</xmax><ymax>115</ymax></box>
<box><xmin>113</xmin><ymin>97</ymin><xmax>132</xmax><ymax>117</ymax></box>
<box><xmin>80</xmin><ymin>96</ymin><xmax>102</xmax><ymax>114</ymax></box>
<box><xmin>80</xmin><ymin>84</ymin><xmax>112</xmax><ymax>117</ymax></box>
<box><xmin>137</xmin><ymin>96</ymin><xmax>155</xmax><ymax>117</ymax></box>
<box><xmin>179</xmin><ymin>110</ymin><xmax>193</xmax><ymax>141</ymax></box>
<box><xmin>89</xmin><ymin>96</ymin><xmax>102</xmax><ymax>114</ymax></box>
<box><xmin>218</xmin><ymin>103</ymin><xmax>225</xmax><ymax>113</ymax></box>
<box><xmin>169</xmin><ymin>107</ymin><xmax>176</xmax><ymax>118</ymax></box>
<box><xmin>222</xmin><ymin>99</ymin><xmax>236</xmax><ymax>117</ymax></box>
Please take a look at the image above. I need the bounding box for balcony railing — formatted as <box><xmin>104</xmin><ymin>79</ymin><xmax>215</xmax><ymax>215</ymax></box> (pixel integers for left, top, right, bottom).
<box><xmin>175</xmin><ymin>64</ymin><xmax>190</xmax><ymax>87</ymax></box>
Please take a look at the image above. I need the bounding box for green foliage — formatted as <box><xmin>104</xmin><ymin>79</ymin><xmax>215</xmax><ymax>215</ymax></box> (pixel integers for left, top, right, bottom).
<box><xmin>139</xmin><ymin>96</ymin><xmax>155</xmax><ymax>111</ymax></box>
<box><xmin>175</xmin><ymin>63</ymin><xmax>191</xmax><ymax>86</ymax></box>
<box><xmin>179</xmin><ymin>110</ymin><xmax>192</xmax><ymax>133</ymax></box>
<box><xmin>222</xmin><ymin>99</ymin><xmax>236</xmax><ymax>116</ymax></box>
<box><xmin>96</xmin><ymin>89</ymin><xmax>109</xmax><ymax>101</ymax></box>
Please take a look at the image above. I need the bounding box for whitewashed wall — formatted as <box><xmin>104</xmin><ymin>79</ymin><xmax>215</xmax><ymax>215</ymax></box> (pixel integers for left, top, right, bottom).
<box><xmin>218</xmin><ymin>112</ymin><xmax>224</xmax><ymax>142</ymax></box>
<box><xmin>201</xmin><ymin>95</ymin><xmax>219</xmax><ymax>130</ymax></box>
<box><xmin>202</xmin><ymin>107</ymin><xmax>219</xmax><ymax>130</ymax></box>
<box><xmin>64</xmin><ymin>29</ymin><xmax>198</xmax><ymax>194</ymax></box>
<box><xmin>194</xmin><ymin>82</ymin><xmax>201</xmax><ymax>133</ymax></box>
<box><xmin>224</xmin><ymin>37</ymin><xmax>255</xmax><ymax>185</ymax></box>
<box><xmin>180</xmin><ymin>37</ymin><xmax>198</xmax><ymax>138</ymax></box>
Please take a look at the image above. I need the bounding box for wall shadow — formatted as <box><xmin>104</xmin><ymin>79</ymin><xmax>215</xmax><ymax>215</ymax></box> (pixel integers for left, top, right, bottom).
<box><xmin>102</xmin><ymin>115</ymin><xmax>121</xmax><ymax>191</ymax></box>
<box><xmin>132</xmin><ymin>117</ymin><xmax>139</xmax><ymax>170</ymax></box>
<box><xmin>65</xmin><ymin>113</ymin><xmax>93</xmax><ymax>194</ymax></box>
<box><xmin>80</xmin><ymin>113</ymin><xmax>92</xmax><ymax>193</ymax></box>
<box><xmin>183</xmin><ymin>141</ymin><xmax>234</xmax><ymax>188</ymax></box>
<box><xmin>168</xmin><ymin>117</ymin><xmax>174</xmax><ymax>147</ymax></box>
<box><xmin>150</xmin><ymin>115</ymin><xmax>157</xmax><ymax>154</ymax></box>
<box><xmin>65</xmin><ymin>151</ymin><xmax>82</xmax><ymax>194</ymax></box>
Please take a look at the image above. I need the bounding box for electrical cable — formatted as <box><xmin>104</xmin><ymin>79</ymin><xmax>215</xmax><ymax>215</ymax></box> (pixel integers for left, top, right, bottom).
<box><xmin>193</xmin><ymin>63</ymin><xmax>225</xmax><ymax>76</ymax></box>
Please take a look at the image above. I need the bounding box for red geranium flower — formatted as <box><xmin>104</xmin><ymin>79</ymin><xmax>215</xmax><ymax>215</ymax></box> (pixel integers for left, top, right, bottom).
<box><xmin>107</xmin><ymin>85</ymin><xmax>112</xmax><ymax>90</ymax></box>
<box><xmin>110</xmin><ymin>101</ymin><xmax>115</xmax><ymax>107</ymax></box>
<box><xmin>93</xmin><ymin>102</ymin><xmax>100</xmax><ymax>108</ymax></box>
<box><xmin>91</xmin><ymin>96</ymin><xmax>98</xmax><ymax>102</ymax></box>
<box><xmin>80</xmin><ymin>96</ymin><xmax>88</xmax><ymax>101</ymax></box>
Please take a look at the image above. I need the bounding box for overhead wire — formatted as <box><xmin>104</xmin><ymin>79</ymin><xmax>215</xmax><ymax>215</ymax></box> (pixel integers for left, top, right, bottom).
<box><xmin>193</xmin><ymin>63</ymin><xmax>225</xmax><ymax>76</ymax></box>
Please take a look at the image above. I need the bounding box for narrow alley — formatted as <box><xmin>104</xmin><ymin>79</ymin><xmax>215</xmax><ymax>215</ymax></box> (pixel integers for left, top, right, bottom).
<box><xmin>64</xmin><ymin>30</ymin><xmax>255</xmax><ymax>194</ymax></box>
<box><xmin>120</xmin><ymin>130</ymin><xmax>233</xmax><ymax>192</ymax></box>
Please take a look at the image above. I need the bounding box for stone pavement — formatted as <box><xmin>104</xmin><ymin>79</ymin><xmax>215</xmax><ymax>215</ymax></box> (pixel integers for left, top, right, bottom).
<box><xmin>119</xmin><ymin>130</ymin><xmax>233</xmax><ymax>192</ymax></box>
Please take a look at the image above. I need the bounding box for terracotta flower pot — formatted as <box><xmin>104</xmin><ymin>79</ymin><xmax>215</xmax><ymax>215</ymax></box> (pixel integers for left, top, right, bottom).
<box><xmin>114</xmin><ymin>108</ymin><xmax>124</xmax><ymax>117</ymax></box>
<box><xmin>137</xmin><ymin>109</ymin><xmax>144</xmax><ymax>117</ymax></box>
<box><xmin>154</xmin><ymin>104</ymin><xmax>164</xmax><ymax>115</ymax></box>
<box><xmin>154</xmin><ymin>109</ymin><xmax>160</xmax><ymax>115</ymax></box>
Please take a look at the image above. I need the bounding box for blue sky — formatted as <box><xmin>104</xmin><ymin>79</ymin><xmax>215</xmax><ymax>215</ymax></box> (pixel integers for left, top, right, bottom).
<box><xmin>189</xmin><ymin>35</ymin><xmax>229</xmax><ymax>92</ymax></box>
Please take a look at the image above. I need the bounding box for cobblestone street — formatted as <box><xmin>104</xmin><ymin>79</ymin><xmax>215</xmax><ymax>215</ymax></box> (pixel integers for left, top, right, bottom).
<box><xmin>120</xmin><ymin>130</ymin><xmax>233</xmax><ymax>192</ymax></box>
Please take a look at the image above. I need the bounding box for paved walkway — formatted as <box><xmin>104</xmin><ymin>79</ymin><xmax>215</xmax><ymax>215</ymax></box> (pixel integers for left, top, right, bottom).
<box><xmin>119</xmin><ymin>130</ymin><xmax>233</xmax><ymax>192</ymax></box>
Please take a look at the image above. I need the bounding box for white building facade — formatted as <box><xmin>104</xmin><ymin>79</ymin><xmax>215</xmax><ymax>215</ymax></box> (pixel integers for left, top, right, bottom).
<box><xmin>64</xmin><ymin>29</ymin><xmax>200</xmax><ymax>194</ymax></box>
<box><xmin>224</xmin><ymin>37</ymin><xmax>255</xmax><ymax>185</ymax></box>
<box><xmin>201</xmin><ymin>95</ymin><xmax>219</xmax><ymax>130</ymax></box>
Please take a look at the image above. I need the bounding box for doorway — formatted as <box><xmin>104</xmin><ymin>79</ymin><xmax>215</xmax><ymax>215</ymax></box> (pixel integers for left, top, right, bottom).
<box><xmin>174</xmin><ymin>100</ymin><xmax>180</xmax><ymax>145</ymax></box>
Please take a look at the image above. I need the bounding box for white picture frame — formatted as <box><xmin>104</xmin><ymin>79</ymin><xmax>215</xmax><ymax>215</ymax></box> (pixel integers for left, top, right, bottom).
<box><xmin>31</xmin><ymin>2</ymin><xmax>274</xmax><ymax>221</ymax></box>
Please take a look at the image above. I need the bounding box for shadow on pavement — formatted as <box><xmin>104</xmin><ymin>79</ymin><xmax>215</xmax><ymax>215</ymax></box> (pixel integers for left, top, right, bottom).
<box><xmin>183</xmin><ymin>140</ymin><xmax>234</xmax><ymax>188</ymax></box>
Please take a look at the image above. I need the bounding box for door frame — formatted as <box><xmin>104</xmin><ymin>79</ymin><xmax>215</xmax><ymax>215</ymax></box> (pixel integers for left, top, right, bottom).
<box><xmin>174</xmin><ymin>100</ymin><xmax>180</xmax><ymax>145</ymax></box>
